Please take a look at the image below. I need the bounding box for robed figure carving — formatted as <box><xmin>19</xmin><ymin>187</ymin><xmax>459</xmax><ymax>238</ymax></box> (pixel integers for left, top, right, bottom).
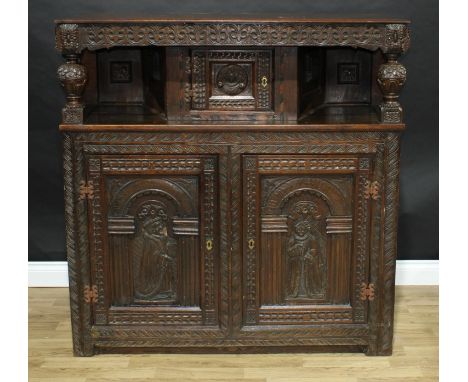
<box><xmin>134</xmin><ymin>204</ymin><xmax>177</xmax><ymax>301</ymax></box>
<box><xmin>286</xmin><ymin>201</ymin><xmax>326</xmax><ymax>299</ymax></box>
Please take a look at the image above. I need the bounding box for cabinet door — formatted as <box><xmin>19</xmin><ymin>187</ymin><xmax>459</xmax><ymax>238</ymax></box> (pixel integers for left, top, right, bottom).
<box><xmin>85</xmin><ymin>155</ymin><xmax>219</xmax><ymax>327</ymax></box>
<box><xmin>242</xmin><ymin>154</ymin><xmax>373</xmax><ymax>326</ymax></box>
<box><xmin>189</xmin><ymin>49</ymin><xmax>273</xmax><ymax>112</ymax></box>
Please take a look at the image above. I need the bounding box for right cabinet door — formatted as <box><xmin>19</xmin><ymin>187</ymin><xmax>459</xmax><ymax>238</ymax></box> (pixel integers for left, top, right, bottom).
<box><xmin>242</xmin><ymin>154</ymin><xmax>375</xmax><ymax>327</ymax></box>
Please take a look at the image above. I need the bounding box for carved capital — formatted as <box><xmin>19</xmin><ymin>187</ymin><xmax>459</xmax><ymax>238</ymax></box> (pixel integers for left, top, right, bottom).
<box><xmin>383</xmin><ymin>24</ymin><xmax>410</xmax><ymax>54</ymax></box>
<box><xmin>377</xmin><ymin>59</ymin><xmax>407</xmax><ymax>123</ymax></box>
<box><xmin>55</xmin><ymin>24</ymin><xmax>80</xmax><ymax>53</ymax></box>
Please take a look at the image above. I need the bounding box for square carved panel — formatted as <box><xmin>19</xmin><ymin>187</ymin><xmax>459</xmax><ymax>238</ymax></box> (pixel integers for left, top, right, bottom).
<box><xmin>190</xmin><ymin>49</ymin><xmax>272</xmax><ymax>111</ymax></box>
<box><xmin>337</xmin><ymin>63</ymin><xmax>360</xmax><ymax>85</ymax></box>
<box><xmin>110</xmin><ymin>61</ymin><xmax>133</xmax><ymax>83</ymax></box>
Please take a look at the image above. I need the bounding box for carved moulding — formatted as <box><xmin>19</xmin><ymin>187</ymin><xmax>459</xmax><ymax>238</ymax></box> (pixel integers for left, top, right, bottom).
<box><xmin>55</xmin><ymin>22</ymin><xmax>410</xmax><ymax>54</ymax></box>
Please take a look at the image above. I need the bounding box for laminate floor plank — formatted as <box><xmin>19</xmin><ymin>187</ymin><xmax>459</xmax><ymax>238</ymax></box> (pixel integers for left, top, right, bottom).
<box><xmin>28</xmin><ymin>286</ymin><xmax>438</xmax><ymax>381</ymax></box>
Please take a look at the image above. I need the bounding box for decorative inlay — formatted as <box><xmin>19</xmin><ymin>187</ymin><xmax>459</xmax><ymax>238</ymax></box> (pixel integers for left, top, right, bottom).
<box><xmin>364</xmin><ymin>180</ymin><xmax>381</xmax><ymax>200</ymax></box>
<box><xmin>360</xmin><ymin>283</ymin><xmax>375</xmax><ymax>301</ymax></box>
<box><xmin>83</xmin><ymin>285</ymin><xmax>98</xmax><ymax>304</ymax></box>
<box><xmin>79</xmin><ymin>180</ymin><xmax>94</xmax><ymax>200</ymax></box>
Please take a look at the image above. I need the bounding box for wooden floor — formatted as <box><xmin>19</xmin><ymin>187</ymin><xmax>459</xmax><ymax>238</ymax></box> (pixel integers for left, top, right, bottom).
<box><xmin>29</xmin><ymin>286</ymin><xmax>438</xmax><ymax>382</ymax></box>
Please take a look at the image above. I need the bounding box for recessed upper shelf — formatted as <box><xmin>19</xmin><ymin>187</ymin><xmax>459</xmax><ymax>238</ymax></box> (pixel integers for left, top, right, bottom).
<box><xmin>56</xmin><ymin>17</ymin><xmax>409</xmax><ymax>126</ymax></box>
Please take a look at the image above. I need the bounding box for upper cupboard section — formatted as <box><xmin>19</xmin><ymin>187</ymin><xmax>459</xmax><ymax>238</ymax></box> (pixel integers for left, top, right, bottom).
<box><xmin>56</xmin><ymin>20</ymin><xmax>409</xmax><ymax>125</ymax></box>
<box><xmin>78</xmin><ymin>46</ymin><xmax>387</xmax><ymax>124</ymax></box>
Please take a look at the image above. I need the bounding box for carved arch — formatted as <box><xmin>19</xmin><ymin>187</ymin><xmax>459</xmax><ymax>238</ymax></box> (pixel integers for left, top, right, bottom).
<box><xmin>110</xmin><ymin>178</ymin><xmax>197</xmax><ymax>216</ymax></box>
<box><xmin>263</xmin><ymin>178</ymin><xmax>348</xmax><ymax>215</ymax></box>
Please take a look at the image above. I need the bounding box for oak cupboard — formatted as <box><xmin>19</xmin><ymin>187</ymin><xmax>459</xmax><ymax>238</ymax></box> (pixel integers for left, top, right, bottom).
<box><xmin>55</xmin><ymin>17</ymin><xmax>409</xmax><ymax>356</ymax></box>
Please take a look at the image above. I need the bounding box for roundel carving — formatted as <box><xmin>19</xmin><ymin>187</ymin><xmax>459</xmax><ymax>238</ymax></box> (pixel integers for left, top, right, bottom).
<box><xmin>216</xmin><ymin>64</ymin><xmax>248</xmax><ymax>95</ymax></box>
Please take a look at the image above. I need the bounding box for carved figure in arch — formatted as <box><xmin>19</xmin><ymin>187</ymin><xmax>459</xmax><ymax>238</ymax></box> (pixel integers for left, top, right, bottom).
<box><xmin>286</xmin><ymin>201</ymin><xmax>326</xmax><ymax>299</ymax></box>
<box><xmin>134</xmin><ymin>204</ymin><xmax>177</xmax><ymax>301</ymax></box>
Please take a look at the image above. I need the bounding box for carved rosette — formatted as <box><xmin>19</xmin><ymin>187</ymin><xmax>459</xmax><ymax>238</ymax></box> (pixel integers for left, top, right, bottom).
<box><xmin>58</xmin><ymin>62</ymin><xmax>87</xmax><ymax>124</ymax></box>
<box><xmin>377</xmin><ymin>59</ymin><xmax>407</xmax><ymax>123</ymax></box>
<box><xmin>216</xmin><ymin>64</ymin><xmax>248</xmax><ymax>95</ymax></box>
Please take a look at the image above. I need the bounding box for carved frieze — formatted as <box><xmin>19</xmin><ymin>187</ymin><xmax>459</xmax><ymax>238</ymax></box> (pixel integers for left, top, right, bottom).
<box><xmin>55</xmin><ymin>22</ymin><xmax>410</xmax><ymax>54</ymax></box>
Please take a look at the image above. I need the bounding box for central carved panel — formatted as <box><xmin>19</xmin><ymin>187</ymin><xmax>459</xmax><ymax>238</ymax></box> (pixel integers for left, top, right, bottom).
<box><xmin>216</xmin><ymin>64</ymin><xmax>248</xmax><ymax>95</ymax></box>
<box><xmin>133</xmin><ymin>203</ymin><xmax>177</xmax><ymax>301</ymax></box>
<box><xmin>286</xmin><ymin>201</ymin><xmax>326</xmax><ymax>299</ymax></box>
<box><xmin>106</xmin><ymin>175</ymin><xmax>201</xmax><ymax>307</ymax></box>
<box><xmin>190</xmin><ymin>49</ymin><xmax>272</xmax><ymax>111</ymax></box>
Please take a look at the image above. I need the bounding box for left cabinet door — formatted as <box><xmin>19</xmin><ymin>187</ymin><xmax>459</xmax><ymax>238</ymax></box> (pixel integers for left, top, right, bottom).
<box><xmin>84</xmin><ymin>155</ymin><xmax>219</xmax><ymax>327</ymax></box>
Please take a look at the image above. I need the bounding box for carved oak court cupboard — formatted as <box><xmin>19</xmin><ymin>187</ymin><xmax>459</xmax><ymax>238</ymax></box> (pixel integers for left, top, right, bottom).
<box><xmin>55</xmin><ymin>17</ymin><xmax>409</xmax><ymax>356</ymax></box>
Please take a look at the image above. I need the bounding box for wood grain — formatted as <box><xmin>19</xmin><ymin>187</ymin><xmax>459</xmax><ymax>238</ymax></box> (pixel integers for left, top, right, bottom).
<box><xmin>29</xmin><ymin>286</ymin><xmax>438</xmax><ymax>381</ymax></box>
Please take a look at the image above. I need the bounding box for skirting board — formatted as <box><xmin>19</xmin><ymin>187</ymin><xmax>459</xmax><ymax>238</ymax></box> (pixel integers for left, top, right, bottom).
<box><xmin>28</xmin><ymin>260</ymin><xmax>439</xmax><ymax>287</ymax></box>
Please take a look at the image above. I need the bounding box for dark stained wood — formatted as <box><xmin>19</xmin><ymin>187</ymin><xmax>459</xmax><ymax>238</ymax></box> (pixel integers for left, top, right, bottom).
<box><xmin>56</xmin><ymin>17</ymin><xmax>408</xmax><ymax>357</ymax></box>
<box><xmin>54</xmin><ymin>17</ymin><xmax>410</xmax><ymax>24</ymax></box>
